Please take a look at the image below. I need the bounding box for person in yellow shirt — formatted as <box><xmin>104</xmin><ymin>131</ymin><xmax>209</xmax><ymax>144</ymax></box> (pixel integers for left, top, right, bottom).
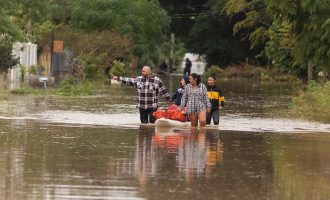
<box><xmin>206</xmin><ymin>75</ymin><xmax>225</xmax><ymax>125</ymax></box>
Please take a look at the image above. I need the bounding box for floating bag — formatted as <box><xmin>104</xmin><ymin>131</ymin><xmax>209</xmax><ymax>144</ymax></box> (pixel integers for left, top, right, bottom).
<box><xmin>167</xmin><ymin>110</ymin><xmax>187</xmax><ymax>122</ymax></box>
<box><xmin>168</xmin><ymin>105</ymin><xmax>179</xmax><ymax>110</ymax></box>
<box><xmin>154</xmin><ymin>110</ymin><xmax>167</xmax><ymax>119</ymax></box>
<box><xmin>154</xmin><ymin>108</ymin><xmax>187</xmax><ymax>122</ymax></box>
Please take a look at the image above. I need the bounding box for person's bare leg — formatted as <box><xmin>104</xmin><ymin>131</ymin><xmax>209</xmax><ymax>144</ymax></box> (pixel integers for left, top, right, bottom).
<box><xmin>198</xmin><ymin>110</ymin><xmax>207</xmax><ymax>127</ymax></box>
<box><xmin>190</xmin><ymin>114</ymin><xmax>198</xmax><ymax>127</ymax></box>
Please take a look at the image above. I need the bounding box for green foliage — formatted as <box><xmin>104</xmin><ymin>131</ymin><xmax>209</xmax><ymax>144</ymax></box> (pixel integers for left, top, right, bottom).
<box><xmin>110</xmin><ymin>61</ymin><xmax>127</xmax><ymax>77</ymax></box>
<box><xmin>48</xmin><ymin>0</ymin><xmax>74</xmax><ymax>25</ymax></box>
<box><xmin>289</xmin><ymin>81</ymin><xmax>330</xmax><ymax>122</ymax></box>
<box><xmin>28</xmin><ymin>65</ymin><xmax>37</xmax><ymax>75</ymax></box>
<box><xmin>185</xmin><ymin>0</ymin><xmax>265</xmax><ymax>66</ymax></box>
<box><xmin>260</xmin><ymin>69</ymin><xmax>299</xmax><ymax>82</ymax></box>
<box><xmin>71</xmin><ymin>0</ymin><xmax>170</xmax><ymax>65</ymax></box>
<box><xmin>1</xmin><ymin>0</ymin><xmax>54</xmax><ymax>42</ymax></box>
<box><xmin>0</xmin><ymin>36</ymin><xmax>19</xmax><ymax>72</ymax></box>
<box><xmin>20</xmin><ymin>65</ymin><xmax>26</xmax><ymax>81</ymax></box>
<box><xmin>186</xmin><ymin>12</ymin><xmax>246</xmax><ymax>66</ymax></box>
<box><xmin>265</xmin><ymin>0</ymin><xmax>330</xmax><ymax>74</ymax></box>
<box><xmin>81</xmin><ymin>53</ymin><xmax>106</xmax><ymax>80</ymax></box>
<box><xmin>0</xmin><ymin>89</ymin><xmax>11</xmax><ymax>100</ymax></box>
<box><xmin>223</xmin><ymin>0</ymin><xmax>330</xmax><ymax>77</ymax></box>
<box><xmin>265</xmin><ymin>21</ymin><xmax>295</xmax><ymax>71</ymax></box>
<box><xmin>58</xmin><ymin>27</ymin><xmax>133</xmax><ymax>70</ymax></box>
<box><xmin>224</xmin><ymin>0</ymin><xmax>271</xmax><ymax>51</ymax></box>
<box><xmin>34</xmin><ymin>21</ymin><xmax>57</xmax><ymax>49</ymax></box>
<box><xmin>70</xmin><ymin>0</ymin><xmax>170</xmax><ymax>64</ymax></box>
<box><xmin>223</xmin><ymin>0</ymin><xmax>248</xmax><ymax>15</ymax></box>
<box><xmin>173</xmin><ymin>43</ymin><xmax>187</xmax><ymax>68</ymax></box>
<box><xmin>11</xmin><ymin>87</ymin><xmax>43</xmax><ymax>95</ymax></box>
<box><xmin>84</xmin><ymin>64</ymin><xmax>103</xmax><ymax>80</ymax></box>
<box><xmin>0</xmin><ymin>16</ymin><xmax>25</xmax><ymax>40</ymax></box>
<box><xmin>148</xmin><ymin>40</ymin><xmax>186</xmax><ymax>69</ymax></box>
<box><xmin>204</xmin><ymin>65</ymin><xmax>225</xmax><ymax>79</ymax></box>
<box><xmin>55</xmin><ymin>78</ymin><xmax>93</xmax><ymax>96</ymax></box>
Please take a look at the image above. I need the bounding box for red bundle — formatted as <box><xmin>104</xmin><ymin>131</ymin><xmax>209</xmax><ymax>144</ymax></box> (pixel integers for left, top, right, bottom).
<box><xmin>154</xmin><ymin>110</ymin><xmax>167</xmax><ymax>119</ymax></box>
<box><xmin>153</xmin><ymin>107</ymin><xmax>187</xmax><ymax>122</ymax></box>
<box><xmin>166</xmin><ymin>110</ymin><xmax>187</xmax><ymax>122</ymax></box>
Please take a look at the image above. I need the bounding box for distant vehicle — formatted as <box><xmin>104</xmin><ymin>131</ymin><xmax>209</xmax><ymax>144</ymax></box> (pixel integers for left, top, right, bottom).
<box><xmin>181</xmin><ymin>53</ymin><xmax>206</xmax><ymax>75</ymax></box>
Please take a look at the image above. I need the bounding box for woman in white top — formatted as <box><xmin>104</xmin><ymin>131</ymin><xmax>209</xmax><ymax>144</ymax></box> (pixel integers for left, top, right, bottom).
<box><xmin>180</xmin><ymin>73</ymin><xmax>211</xmax><ymax>127</ymax></box>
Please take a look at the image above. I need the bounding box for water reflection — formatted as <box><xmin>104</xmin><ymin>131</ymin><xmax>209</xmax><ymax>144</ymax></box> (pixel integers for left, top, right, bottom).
<box><xmin>1</xmin><ymin>120</ymin><xmax>330</xmax><ymax>199</ymax></box>
<box><xmin>135</xmin><ymin>126</ymin><xmax>223</xmax><ymax>185</ymax></box>
<box><xmin>0</xmin><ymin>123</ymin><xmax>144</xmax><ymax>200</ymax></box>
<box><xmin>0</xmin><ymin>77</ymin><xmax>330</xmax><ymax>199</ymax></box>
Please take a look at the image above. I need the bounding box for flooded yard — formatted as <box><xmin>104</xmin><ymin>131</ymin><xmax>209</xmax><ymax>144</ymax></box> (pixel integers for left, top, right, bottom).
<box><xmin>0</xmin><ymin>77</ymin><xmax>330</xmax><ymax>199</ymax></box>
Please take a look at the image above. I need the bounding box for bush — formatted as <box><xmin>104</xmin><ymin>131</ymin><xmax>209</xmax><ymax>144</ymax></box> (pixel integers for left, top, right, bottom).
<box><xmin>55</xmin><ymin>77</ymin><xmax>93</xmax><ymax>96</ymax></box>
<box><xmin>0</xmin><ymin>36</ymin><xmax>19</xmax><ymax>72</ymax></box>
<box><xmin>110</xmin><ymin>61</ymin><xmax>127</xmax><ymax>77</ymax></box>
<box><xmin>204</xmin><ymin>65</ymin><xmax>225</xmax><ymax>79</ymax></box>
<box><xmin>28</xmin><ymin>65</ymin><xmax>37</xmax><ymax>75</ymax></box>
<box><xmin>20</xmin><ymin>65</ymin><xmax>26</xmax><ymax>81</ymax></box>
<box><xmin>11</xmin><ymin>87</ymin><xmax>42</xmax><ymax>95</ymax></box>
<box><xmin>289</xmin><ymin>80</ymin><xmax>330</xmax><ymax>122</ymax></box>
<box><xmin>84</xmin><ymin>63</ymin><xmax>103</xmax><ymax>79</ymax></box>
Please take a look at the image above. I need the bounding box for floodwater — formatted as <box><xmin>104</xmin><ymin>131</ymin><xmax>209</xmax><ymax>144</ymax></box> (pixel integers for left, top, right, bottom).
<box><xmin>0</xmin><ymin>76</ymin><xmax>330</xmax><ymax>200</ymax></box>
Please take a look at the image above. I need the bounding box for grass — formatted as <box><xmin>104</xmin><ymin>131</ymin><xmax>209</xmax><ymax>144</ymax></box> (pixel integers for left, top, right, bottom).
<box><xmin>54</xmin><ymin>78</ymin><xmax>94</xmax><ymax>96</ymax></box>
<box><xmin>288</xmin><ymin>81</ymin><xmax>330</xmax><ymax>123</ymax></box>
<box><xmin>11</xmin><ymin>87</ymin><xmax>45</xmax><ymax>95</ymax></box>
<box><xmin>7</xmin><ymin>76</ymin><xmax>106</xmax><ymax>97</ymax></box>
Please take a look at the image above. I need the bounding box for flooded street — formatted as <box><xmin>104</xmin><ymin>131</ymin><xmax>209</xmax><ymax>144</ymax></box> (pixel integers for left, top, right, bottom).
<box><xmin>0</xmin><ymin>77</ymin><xmax>330</xmax><ymax>199</ymax></box>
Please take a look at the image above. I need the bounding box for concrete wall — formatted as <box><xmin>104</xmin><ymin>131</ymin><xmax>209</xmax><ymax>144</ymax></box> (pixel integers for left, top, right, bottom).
<box><xmin>12</xmin><ymin>42</ymin><xmax>37</xmax><ymax>71</ymax></box>
<box><xmin>0</xmin><ymin>68</ymin><xmax>21</xmax><ymax>90</ymax></box>
<box><xmin>9</xmin><ymin>42</ymin><xmax>57</xmax><ymax>89</ymax></box>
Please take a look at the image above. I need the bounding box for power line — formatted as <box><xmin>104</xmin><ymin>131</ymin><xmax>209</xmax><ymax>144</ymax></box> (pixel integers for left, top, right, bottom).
<box><xmin>170</xmin><ymin>11</ymin><xmax>216</xmax><ymax>19</ymax></box>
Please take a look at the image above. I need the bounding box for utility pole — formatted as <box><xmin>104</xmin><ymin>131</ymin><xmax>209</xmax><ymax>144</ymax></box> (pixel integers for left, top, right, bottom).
<box><xmin>308</xmin><ymin>61</ymin><xmax>313</xmax><ymax>82</ymax></box>
<box><xmin>50</xmin><ymin>28</ymin><xmax>54</xmax><ymax>77</ymax></box>
<box><xmin>169</xmin><ymin>32</ymin><xmax>175</xmax><ymax>72</ymax></box>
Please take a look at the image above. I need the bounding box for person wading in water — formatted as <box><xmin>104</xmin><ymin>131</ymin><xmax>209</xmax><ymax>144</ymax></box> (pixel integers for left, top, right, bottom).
<box><xmin>112</xmin><ymin>66</ymin><xmax>171</xmax><ymax>124</ymax></box>
<box><xmin>179</xmin><ymin>73</ymin><xmax>211</xmax><ymax>127</ymax></box>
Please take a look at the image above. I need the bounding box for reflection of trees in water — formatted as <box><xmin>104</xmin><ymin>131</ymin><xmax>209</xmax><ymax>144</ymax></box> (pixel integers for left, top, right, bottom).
<box><xmin>134</xmin><ymin>126</ymin><xmax>223</xmax><ymax>184</ymax></box>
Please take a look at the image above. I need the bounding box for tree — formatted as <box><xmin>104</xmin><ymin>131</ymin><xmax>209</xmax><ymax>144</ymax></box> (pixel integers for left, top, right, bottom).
<box><xmin>159</xmin><ymin>0</ymin><xmax>208</xmax><ymax>38</ymax></box>
<box><xmin>0</xmin><ymin>0</ymin><xmax>25</xmax><ymax>40</ymax></box>
<box><xmin>0</xmin><ymin>36</ymin><xmax>19</xmax><ymax>72</ymax></box>
<box><xmin>184</xmin><ymin>0</ymin><xmax>259</xmax><ymax>66</ymax></box>
<box><xmin>70</xmin><ymin>0</ymin><xmax>170</xmax><ymax>67</ymax></box>
<box><xmin>224</xmin><ymin>0</ymin><xmax>330</xmax><ymax>78</ymax></box>
<box><xmin>266</xmin><ymin>0</ymin><xmax>330</xmax><ymax>72</ymax></box>
<box><xmin>223</xmin><ymin>0</ymin><xmax>274</xmax><ymax>65</ymax></box>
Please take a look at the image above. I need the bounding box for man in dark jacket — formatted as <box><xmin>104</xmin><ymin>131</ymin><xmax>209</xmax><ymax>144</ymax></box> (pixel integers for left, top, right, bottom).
<box><xmin>206</xmin><ymin>75</ymin><xmax>225</xmax><ymax>125</ymax></box>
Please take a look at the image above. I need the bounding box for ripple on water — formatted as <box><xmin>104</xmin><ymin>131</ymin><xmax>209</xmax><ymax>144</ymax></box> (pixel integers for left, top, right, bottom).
<box><xmin>0</xmin><ymin>111</ymin><xmax>329</xmax><ymax>133</ymax></box>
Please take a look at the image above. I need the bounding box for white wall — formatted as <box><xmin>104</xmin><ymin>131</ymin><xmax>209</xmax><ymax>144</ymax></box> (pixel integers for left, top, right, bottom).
<box><xmin>181</xmin><ymin>53</ymin><xmax>206</xmax><ymax>75</ymax></box>
<box><xmin>12</xmin><ymin>42</ymin><xmax>37</xmax><ymax>70</ymax></box>
<box><xmin>8</xmin><ymin>42</ymin><xmax>38</xmax><ymax>89</ymax></box>
<box><xmin>7</xmin><ymin>68</ymin><xmax>21</xmax><ymax>90</ymax></box>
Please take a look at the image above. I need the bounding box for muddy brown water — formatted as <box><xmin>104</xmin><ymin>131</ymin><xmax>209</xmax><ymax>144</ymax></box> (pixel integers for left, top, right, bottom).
<box><xmin>0</xmin><ymin>76</ymin><xmax>329</xmax><ymax>200</ymax></box>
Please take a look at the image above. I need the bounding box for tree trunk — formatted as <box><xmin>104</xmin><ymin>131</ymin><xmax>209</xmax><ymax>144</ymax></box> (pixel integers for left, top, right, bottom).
<box><xmin>308</xmin><ymin>61</ymin><xmax>313</xmax><ymax>82</ymax></box>
<box><xmin>131</xmin><ymin>55</ymin><xmax>138</xmax><ymax>77</ymax></box>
